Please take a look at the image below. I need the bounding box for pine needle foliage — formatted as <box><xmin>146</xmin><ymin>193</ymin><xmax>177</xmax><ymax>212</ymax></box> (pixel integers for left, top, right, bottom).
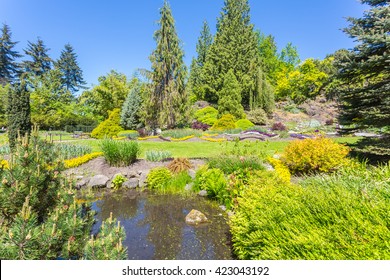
<box><xmin>146</xmin><ymin>0</ymin><xmax>189</xmax><ymax>129</ymax></box>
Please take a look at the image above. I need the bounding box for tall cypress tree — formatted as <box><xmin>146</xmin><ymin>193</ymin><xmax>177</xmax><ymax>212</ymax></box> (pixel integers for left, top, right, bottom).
<box><xmin>218</xmin><ymin>69</ymin><xmax>244</xmax><ymax>119</ymax></box>
<box><xmin>7</xmin><ymin>78</ymin><xmax>31</xmax><ymax>149</ymax></box>
<box><xmin>0</xmin><ymin>24</ymin><xmax>21</xmax><ymax>85</ymax></box>
<box><xmin>146</xmin><ymin>0</ymin><xmax>188</xmax><ymax>130</ymax></box>
<box><xmin>188</xmin><ymin>21</ymin><xmax>213</xmax><ymax>100</ymax></box>
<box><xmin>336</xmin><ymin>0</ymin><xmax>389</xmax><ymax>160</ymax></box>
<box><xmin>22</xmin><ymin>38</ymin><xmax>52</xmax><ymax>76</ymax></box>
<box><xmin>56</xmin><ymin>44</ymin><xmax>86</xmax><ymax>94</ymax></box>
<box><xmin>202</xmin><ymin>0</ymin><xmax>261</xmax><ymax>109</ymax></box>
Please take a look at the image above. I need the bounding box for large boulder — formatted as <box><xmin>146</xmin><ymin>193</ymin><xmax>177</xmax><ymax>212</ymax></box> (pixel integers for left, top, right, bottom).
<box><xmin>88</xmin><ymin>175</ymin><xmax>109</xmax><ymax>188</ymax></box>
<box><xmin>185</xmin><ymin>209</ymin><xmax>208</xmax><ymax>226</ymax></box>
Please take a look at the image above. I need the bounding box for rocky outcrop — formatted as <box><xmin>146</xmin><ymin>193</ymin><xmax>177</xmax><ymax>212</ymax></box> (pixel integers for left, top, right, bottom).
<box><xmin>88</xmin><ymin>175</ymin><xmax>109</xmax><ymax>188</ymax></box>
<box><xmin>185</xmin><ymin>209</ymin><xmax>209</xmax><ymax>226</ymax></box>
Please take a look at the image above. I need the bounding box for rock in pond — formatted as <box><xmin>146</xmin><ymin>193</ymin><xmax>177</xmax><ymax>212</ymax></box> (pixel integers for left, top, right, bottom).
<box><xmin>198</xmin><ymin>190</ymin><xmax>208</xmax><ymax>197</ymax></box>
<box><xmin>123</xmin><ymin>178</ymin><xmax>139</xmax><ymax>189</ymax></box>
<box><xmin>185</xmin><ymin>209</ymin><xmax>208</xmax><ymax>226</ymax></box>
<box><xmin>75</xmin><ymin>178</ymin><xmax>89</xmax><ymax>190</ymax></box>
<box><xmin>88</xmin><ymin>175</ymin><xmax>109</xmax><ymax>188</ymax></box>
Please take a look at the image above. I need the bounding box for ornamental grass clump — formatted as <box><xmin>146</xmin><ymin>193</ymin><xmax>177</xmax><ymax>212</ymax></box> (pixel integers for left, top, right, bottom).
<box><xmin>55</xmin><ymin>143</ymin><xmax>92</xmax><ymax>160</ymax></box>
<box><xmin>145</xmin><ymin>150</ymin><xmax>173</xmax><ymax>162</ymax></box>
<box><xmin>281</xmin><ymin>137</ymin><xmax>350</xmax><ymax>175</ymax></box>
<box><xmin>167</xmin><ymin>158</ymin><xmax>192</xmax><ymax>174</ymax></box>
<box><xmin>100</xmin><ymin>139</ymin><xmax>140</xmax><ymax>167</ymax></box>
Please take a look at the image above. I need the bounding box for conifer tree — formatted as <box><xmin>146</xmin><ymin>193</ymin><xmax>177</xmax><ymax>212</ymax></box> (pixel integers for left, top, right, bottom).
<box><xmin>202</xmin><ymin>0</ymin><xmax>261</xmax><ymax>108</ymax></box>
<box><xmin>120</xmin><ymin>82</ymin><xmax>143</xmax><ymax>129</ymax></box>
<box><xmin>188</xmin><ymin>21</ymin><xmax>213</xmax><ymax>100</ymax></box>
<box><xmin>22</xmin><ymin>38</ymin><xmax>52</xmax><ymax>76</ymax></box>
<box><xmin>336</xmin><ymin>0</ymin><xmax>389</xmax><ymax>160</ymax></box>
<box><xmin>7</xmin><ymin>79</ymin><xmax>31</xmax><ymax>149</ymax></box>
<box><xmin>218</xmin><ymin>69</ymin><xmax>245</xmax><ymax>119</ymax></box>
<box><xmin>146</xmin><ymin>0</ymin><xmax>188</xmax><ymax>130</ymax></box>
<box><xmin>0</xmin><ymin>24</ymin><xmax>21</xmax><ymax>85</ymax></box>
<box><xmin>56</xmin><ymin>44</ymin><xmax>86</xmax><ymax>94</ymax></box>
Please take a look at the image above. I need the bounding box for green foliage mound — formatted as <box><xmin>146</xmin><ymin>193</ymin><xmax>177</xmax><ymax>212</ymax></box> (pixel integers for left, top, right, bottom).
<box><xmin>235</xmin><ymin>119</ymin><xmax>254</xmax><ymax>130</ymax></box>
<box><xmin>117</xmin><ymin>130</ymin><xmax>139</xmax><ymax>139</ymax></box>
<box><xmin>247</xmin><ymin>108</ymin><xmax>268</xmax><ymax>125</ymax></box>
<box><xmin>211</xmin><ymin>114</ymin><xmax>236</xmax><ymax>131</ymax></box>
<box><xmin>194</xmin><ymin>106</ymin><xmax>219</xmax><ymax>126</ymax></box>
<box><xmin>91</xmin><ymin>108</ymin><xmax>123</xmax><ymax>139</ymax></box>
<box><xmin>281</xmin><ymin>137</ymin><xmax>350</xmax><ymax>175</ymax></box>
<box><xmin>208</xmin><ymin>156</ymin><xmax>264</xmax><ymax>175</ymax></box>
<box><xmin>230</xmin><ymin>165</ymin><xmax>390</xmax><ymax>260</ymax></box>
<box><xmin>100</xmin><ymin>139</ymin><xmax>140</xmax><ymax>167</ymax></box>
<box><xmin>146</xmin><ymin>167</ymin><xmax>173</xmax><ymax>190</ymax></box>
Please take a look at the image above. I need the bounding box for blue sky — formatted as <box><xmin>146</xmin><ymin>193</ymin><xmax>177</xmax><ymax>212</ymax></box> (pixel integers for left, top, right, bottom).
<box><xmin>1</xmin><ymin>0</ymin><xmax>367</xmax><ymax>88</ymax></box>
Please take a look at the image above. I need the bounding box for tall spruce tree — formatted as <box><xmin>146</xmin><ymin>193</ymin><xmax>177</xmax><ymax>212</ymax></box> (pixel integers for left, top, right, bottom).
<box><xmin>120</xmin><ymin>81</ymin><xmax>143</xmax><ymax>130</ymax></box>
<box><xmin>336</xmin><ymin>0</ymin><xmax>389</xmax><ymax>160</ymax></box>
<box><xmin>56</xmin><ymin>44</ymin><xmax>86</xmax><ymax>94</ymax></box>
<box><xmin>7</xmin><ymin>78</ymin><xmax>31</xmax><ymax>149</ymax></box>
<box><xmin>146</xmin><ymin>0</ymin><xmax>188</xmax><ymax>130</ymax></box>
<box><xmin>0</xmin><ymin>24</ymin><xmax>21</xmax><ymax>85</ymax></box>
<box><xmin>22</xmin><ymin>38</ymin><xmax>52</xmax><ymax>76</ymax></box>
<box><xmin>202</xmin><ymin>0</ymin><xmax>262</xmax><ymax>109</ymax></box>
<box><xmin>188</xmin><ymin>21</ymin><xmax>213</xmax><ymax>100</ymax></box>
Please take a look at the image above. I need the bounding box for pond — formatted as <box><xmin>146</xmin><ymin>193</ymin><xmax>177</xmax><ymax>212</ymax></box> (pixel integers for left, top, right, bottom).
<box><xmin>90</xmin><ymin>190</ymin><xmax>234</xmax><ymax>260</ymax></box>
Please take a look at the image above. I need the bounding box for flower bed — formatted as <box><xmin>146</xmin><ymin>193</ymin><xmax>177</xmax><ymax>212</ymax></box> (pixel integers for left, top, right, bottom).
<box><xmin>200</xmin><ymin>136</ymin><xmax>227</xmax><ymax>142</ymax></box>
<box><xmin>171</xmin><ymin>135</ymin><xmax>195</xmax><ymax>142</ymax></box>
<box><xmin>137</xmin><ymin>136</ymin><xmax>160</xmax><ymax>141</ymax></box>
<box><xmin>64</xmin><ymin>152</ymin><xmax>103</xmax><ymax>168</ymax></box>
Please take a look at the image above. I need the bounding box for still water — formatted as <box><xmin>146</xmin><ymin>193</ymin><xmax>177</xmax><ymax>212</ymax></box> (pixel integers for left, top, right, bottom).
<box><xmin>91</xmin><ymin>190</ymin><xmax>234</xmax><ymax>260</ymax></box>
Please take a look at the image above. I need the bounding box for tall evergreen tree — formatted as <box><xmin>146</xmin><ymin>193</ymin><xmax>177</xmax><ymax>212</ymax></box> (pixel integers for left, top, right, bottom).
<box><xmin>202</xmin><ymin>0</ymin><xmax>261</xmax><ymax>109</ymax></box>
<box><xmin>7</xmin><ymin>78</ymin><xmax>31</xmax><ymax>149</ymax></box>
<box><xmin>22</xmin><ymin>38</ymin><xmax>52</xmax><ymax>76</ymax></box>
<box><xmin>120</xmin><ymin>81</ymin><xmax>143</xmax><ymax>130</ymax></box>
<box><xmin>336</xmin><ymin>0</ymin><xmax>390</xmax><ymax>160</ymax></box>
<box><xmin>146</xmin><ymin>0</ymin><xmax>188</xmax><ymax>130</ymax></box>
<box><xmin>257</xmin><ymin>32</ymin><xmax>279</xmax><ymax>86</ymax></box>
<box><xmin>0</xmin><ymin>24</ymin><xmax>21</xmax><ymax>85</ymax></box>
<box><xmin>218</xmin><ymin>69</ymin><xmax>245</xmax><ymax>119</ymax></box>
<box><xmin>188</xmin><ymin>21</ymin><xmax>213</xmax><ymax>100</ymax></box>
<box><xmin>56</xmin><ymin>44</ymin><xmax>86</xmax><ymax>94</ymax></box>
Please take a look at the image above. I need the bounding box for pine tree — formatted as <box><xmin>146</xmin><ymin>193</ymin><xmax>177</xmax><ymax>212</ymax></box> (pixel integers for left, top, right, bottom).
<box><xmin>22</xmin><ymin>38</ymin><xmax>52</xmax><ymax>76</ymax></box>
<box><xmin>56</xmin><ymin>44</ymin><xmax>86</xmax><ymax>94</ymax></box>
<box><xmin>188</xmin><ymin>21</ymin><xmax>213</xmax><ymax>100</ymax></box>
<box><xmin>146</xmin><ymin>0</ymin><xmax>188</xmax><ymax>130</ymax></box>
<box><xmin>120</xmin><ymin>82</ymin><xmax>143</xmax><ymax>129</ymax></box>
<box><xmin>336</xmin><ymin>0</ymin><xmax>389</xmax><ymax>160</ymax></box>
<box><xmin>7</xmin><ymin>79</ymin><xmax>31</xmax><ymax>149</ymax></box>
<box><xmin>256</xmin><ymin>68</ymin><xmax>274</xmax><ymax>113</ymax></box>
<box><xmin>218</xmin><ymin>69</ymin><xmax>245</xmax><ymax>119</ymax></box>
<box><xmin>202</xmin><ymin>0</ymin><xmax>261</xmax><ymax>108</ymax></box>
<box><xmin>0</xmin><ymin>24</ymin><xmax>21</xmax><ymax>85</ymax></box>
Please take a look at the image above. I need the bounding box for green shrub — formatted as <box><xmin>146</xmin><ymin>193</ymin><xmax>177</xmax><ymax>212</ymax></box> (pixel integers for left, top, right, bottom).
<box><xmin>247</xmin><ymin>108</ymin><xmax>268</xmax><ymax>125</ymax></box>
<box><xmin>167</xmin><ymin>158</ymin><xmax>192</xmax><ymax>174</ymax></box>
<box><xmin>211</xmin><ymin>114</ymin><xmax>236</xmax><ymax>131</ymax></box>
<box><xmin>146</xmin><ymin>167</ymin><xmax>172</xmax><ymax>190</ymax></box>
<box><xmin>91</xmin><ymin>109</ymin><xmax>124</xmax><ymax>139</ymax></box>
<box><xmin>163</xmin><ymin>172</ymin><xmax>192</xmax><ymax>194</ymax></box>
<box><xmin>230</xmin><ymin>165</ymin><xmax>390</xmax><ymax>260</ymax></box>
<box><xmin>0</xmin><ymin>127</ymin><xmax>126</xmax><ymax>260</ymax></box>
<box><xmin>208</xmin><ymin>155</ymin><xmax>264</xmax><ymax>175</ymax></box>
<box><xmin>281</xmin><ymin>137</ymin><xmax>350</xmax><ymax>175</ymax></box>
<box><xmin>235</xmin><ymin>119</ymin><xmax>255</xmax><ymax>130</ymax></box>
<box><xmin>100</xmin><ymin>139</ymin><xmax>140</xmax><ymax>167</ymax></box>
<box><xmin>194</xmin><ymin>168</ymin><xmax>230</xmax><ymax>207</ymax></box>
<box><xmin>194</xmin><ymin>106</ymin><xmax>219</xmax><ymax>126</ymax></box>
<box><xmin>117</xmin><ymin>130</ymin><xmax>139</xmax><ymax>139</ymax></box>
<box><xmin>145</xmin><ymin>150</ymin><xmax>173</xmax><ymax>162</ymax></box>
<box><xmin>111</xmin><ymin>174</ymin><xmax>126</xmax><ymax>190</ymax></box>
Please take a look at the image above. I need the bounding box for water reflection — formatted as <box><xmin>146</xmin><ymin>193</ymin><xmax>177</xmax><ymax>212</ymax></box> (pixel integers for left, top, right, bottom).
<box><xmin>91</xmin><ymin>190</ymin><xmax>233</xmax><ymax>260</ymax></box>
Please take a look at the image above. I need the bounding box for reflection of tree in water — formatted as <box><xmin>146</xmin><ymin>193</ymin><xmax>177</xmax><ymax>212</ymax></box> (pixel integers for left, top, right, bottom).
<box><xmin>95</xmin><ymin>190</ymin><xmax>139</xmax><ymax>221</ymax></box>
<box><xmin>142</xmin><ymin>194</ymin><xmax>233</xmax><ymax>260</ymax></box>
<box><xmin>141</xmin><ymin>194</ymin><xmax>184</xmax><ymax>260</ymax></box>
